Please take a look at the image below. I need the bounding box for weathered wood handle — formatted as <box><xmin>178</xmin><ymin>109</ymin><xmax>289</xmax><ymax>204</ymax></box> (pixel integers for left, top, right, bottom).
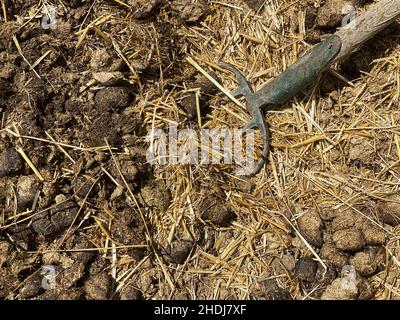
<box><xmin>333</xmin><ymin>0</ymin><xmax>400</xmax><ymax>62</ymax></box>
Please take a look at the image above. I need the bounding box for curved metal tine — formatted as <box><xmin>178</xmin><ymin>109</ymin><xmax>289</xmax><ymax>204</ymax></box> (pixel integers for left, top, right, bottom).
<box><xmin>218</xmin><ymin>63</ymin><xmax>254</xmax><ymax>100</ymax></box>
<box><xmin>241</xmin><ymin>108</ymin><xmax>271</xmax><ymax>177</ymax></box>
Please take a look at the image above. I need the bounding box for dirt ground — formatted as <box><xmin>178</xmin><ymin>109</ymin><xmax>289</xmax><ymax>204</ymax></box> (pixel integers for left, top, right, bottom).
<box><xmin>0</xmin><ymin>0</ymin><xmax>400</xmax><ymax>300</ymax></box>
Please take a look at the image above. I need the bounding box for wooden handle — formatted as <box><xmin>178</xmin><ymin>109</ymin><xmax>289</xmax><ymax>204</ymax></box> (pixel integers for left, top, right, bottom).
<box><xmin>333</xmin><ymin>0</ymin><xmax>400</xmax><ymax>62</ymax></box>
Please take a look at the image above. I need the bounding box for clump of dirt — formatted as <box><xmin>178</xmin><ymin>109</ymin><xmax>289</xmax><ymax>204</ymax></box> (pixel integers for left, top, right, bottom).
<box><xmin>32</xmin><ymin>201</ymin><xmax>78</xmax><ymax>236</ymax></box>
<box><xmin>259</xmin><ymin>279</ymin><xmax>292</xmax><ymax>300</ymax></box>
<box><xmin>349</xmin><ymin>249</ymin><xmax>382</xmax><ymax>276</ymax></box>
<box><xmin>320</xmin><ymin>240</ymin><xmax>350</xmax><ymax>267</ymax></box>
<box><xmin>165</xmin><ymin>239</ymin><xmax>194</xmax><ymax>264</ymax></box>
<box><xmin>120</xmin><ymin>284</ymin><xmax>143</xmax><ymax>300</ymax></box>
<box><xmin>84</xmin><ymin>272</ymin><xmax>113</xmax><ymax>300</ymax></box>
<box><xmin>316</xmin><ymin>0</ymin><xmax>347</xmax><ymax>28</ymax></box>
<box><xmin>0</xmin><ymin>21</ymin><xmax>19</xmax><ymax>43</ymax></box>
<box><xmin>171</xmin><ymin>0</ymin><xmax>209</xmax><ymax>23</ymax></box>
<box><xmin>345</xmin><ymin>136</ymin><xmax>384</xmax><ymax>169</ymax></box>
<box><xmin>129</xmin><ymin>0</ymin><xmax>163</xmax><ymax>19</ymax></box>
<box><xmin>16</xmin><ymin>175</ymin><xmax>42</xmax><ymax>209</ymax></box>
<box><xmin>18</xmin><ymin>273</ymin><xmax>43</xmax><ymax>299</ymax></box>
<box><xmin>198</xmin><ymin>194</ymin><xmax>236</xmax><ymax>227</ymax></box>
<box><xmin>298</xmin><ymin>209</ymin><xmax>324</xmax><ymax>248</ymax></box>
<box><xmin>0</xmin><ymin>148</ymin><xmax>24</xmax><ymax>177</ymax></box>
<box><xmin>0</xmin><ymin>269</ymin><xmax>20</xmax><ymax>299</ymax></box>
<box><xmin>139</xmin><ymin>180</ymin><xmax>172</xmax><ymax>212</ymax></box>
<box><xmin>94</xmin><ymin>87</ymin><xmax>134</xmax><ymax>113</ymax></box>
<box><xmin>110</xmin><ymin>153</ymin><xmax>145</xmax><ymax>186</ymax></box>
<box><xmin>66</xmin><ymin>234</ymin><xmax>96</xmax><ymax>265</ymax></box>
<box><xmin>330</xmin><ymin>209</ymin><xmax>386</xmax><ymax>246</ymax></box>
<box><xmin>293</xmin><ymin>257</ymin><xmax>318</xmax><ymax>282</ymax></box>
<box><xmin>110</xmin><ymin>207</ymin><xmax>147</xmax><ymax>260</ymax></box>
<box><xmin>376</xmin><ymin>195</ymin><xmax>400</xmax><ymax>226</ymax></box>
<box><xmin>284</xmin><ymin>0</ymin><xmax>350</xmax><ymax>43</ymax></box>
<box><xmin>332</xmin><ymin>228</ymin><xmax>366</xmax><ymax>252</ymax></box>
<box><xmin>73</xmin><ymin>175</ymin><xmax>99</xmax><ymax>199</ymax></box>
